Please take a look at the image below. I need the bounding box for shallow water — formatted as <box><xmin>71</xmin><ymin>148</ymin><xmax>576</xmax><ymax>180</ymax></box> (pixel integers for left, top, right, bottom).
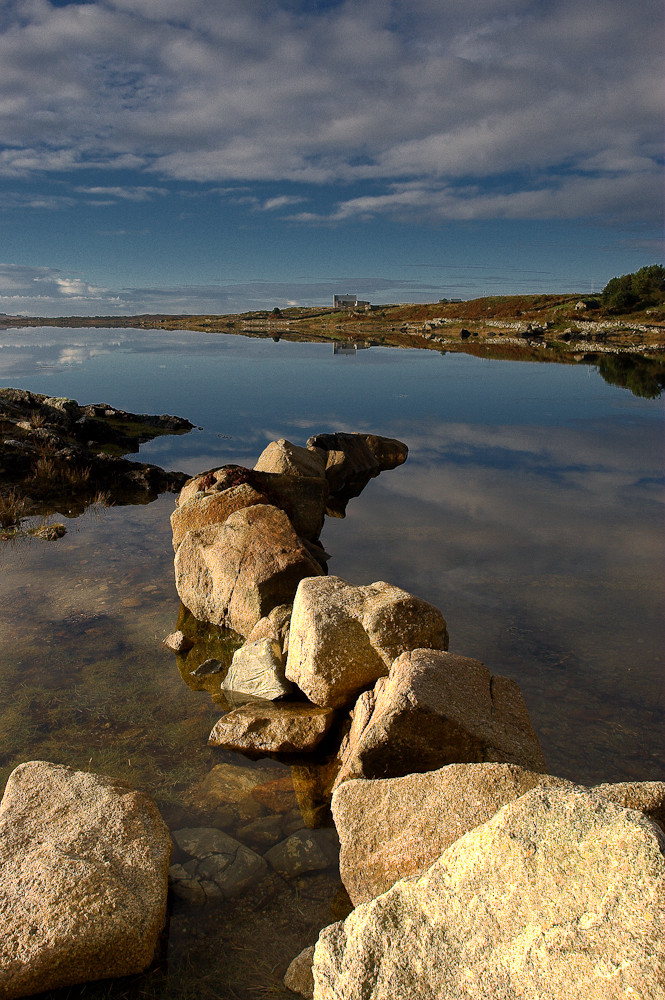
<box><xmin>0</xmin><ymin>327</ymin><xmax>663</xmax><ymax>997</ymax></box>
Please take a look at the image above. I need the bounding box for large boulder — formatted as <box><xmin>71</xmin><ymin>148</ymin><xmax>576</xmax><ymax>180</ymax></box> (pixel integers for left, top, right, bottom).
<box><xmin>208</xmin><ymin>701</ymin><xmax>339</xmax><ymax>754</ymax></box>
<box><xmin>313</xmin><ymin>786</ymin><xmax>665</xmax><ymax>1000</ymax></box>
<box><xmin>173</xmin><ymin>465</ymin><xmax>328</xmax><ymax>546</ymax></box>
<box><xmin>254</xmin><ymin>438</ymin><xmax>326</xmax><ymax>479</ymax></box>
<box><xmin>285</xmin><ymin>577</ymin><xmax>447</xmax><ymax>709</ymax></box>
<box><xmin>332</xmin><ymin>762</ymin><xmax>665</xmax><ymax>905</ymax></box>
<box><xmin>333</xmin><ymin>648</ymin><xmax>546</xmax><ymax>788</ymax></box>
<box><xmin>170</xmin><ymin>482</ymin><xmax>268</xmax><ymax>551</ymax></box>
<box><xmin>306</xmin><ymin>432</ymin><xmax>408</xmax><ymax>490</ymax></box>
<box><xmin>174</xmin><ymin>504</ymin><xmax>323</xmax><ymax>636</ymax></box>
<box><xmin>0</xmin><ymin>761</ymin><xmax>172</xmax><ymax>1000</ymax></box>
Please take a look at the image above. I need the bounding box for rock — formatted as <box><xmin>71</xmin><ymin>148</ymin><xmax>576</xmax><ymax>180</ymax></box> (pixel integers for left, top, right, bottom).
<box><xmin>170</xmin><ymin>482</ymin><xmax>268</xmax><ymax>551</ymax></box>
<box><xmin>312</xmin><ymin>786</ymin><xmax>665</xmax><ymax>1000</ymax></box>
<box><xmin>264</xmin><ymin>829</ymin><xmax>339</xmax><ymax>878</ymax></box>
<box><xmin>333</xmin><ymin>648</ymin><xmax>546</xmax><ymax>788</ymax></box>
<box><xmin>174</xmin><ymin>504</ymin><xmax>323</xmax><ymax>636</ymax></box>
<box><xmin>250</xmin><ymin>774</ymin><xmax>299</xmax><ymax>814</ymax></box>
<box><xmin>360</xmin><ymin>434</ymin><xmax>409</xmax><ymax>470</ymax></box>
<box><xmin>236</xmin><ymin>815</ymin><xmax>286</xmax><ymax>852</ymax></box>
<box><xmin>252</xmin><ymin>471</ymin><xmax>328</xmax><ymax>541</ymax></box>
<box><xmin>174</xmin><ymin>464</ymin><xmax>327</xmax><ymax>542</ymax></box>
<box><xmin>305</xmin><ymin>432</ymin><xmax>407</xmax><ymax>494</ymax></box>
<box><xmin>190</xmin><ymin>657</ymin><xmax>224</xmax><ymax>676</ymax></box>
<box><xmin>183</xmin><ymin>762</ymin><xmax>282</xmax><ymax>824</ymax></box>
<box><xmin>254</xmin><ymin>439</ymin><xmax>326</xmax><ymax>479</ymax></box>
<box><xmin>209</xmin><ymin>702</ymin><xmax>339</xmax><ymax>754</ymax></box>
<box><xmin>284</xmin><ymin>944</ymin><xmax>315</xmax><ymax>999</ymax></box>
<box><xmin>285</xmin><ymin>577</ymin><xmax>447</xmax><ymax>709</ymax></box>
<box><xmin>163</xmin><ymin>629</ymin><xmax>194</xmax><ymax>653</ymax></box>
<box><xmin>0</xmin><ymin>761</ymin><xmax>171</xmax><ymax>1000</ymax></box>
<box><xmin>306</xmin><ymin>433</ymin><xmax>379</xmax><ymax>490</ymax></box>
<box><xmin>170</xmin><ymin>827</ymin><xmax>268</xmax><ymax>902</ymax></box>
<box><xmin>246</xmin><ymin>603</ymin><xmax>292</xmax><ymax>656</ymax></box>
<box><xmin>222</xmin><ymin>638</ymin><xmax>294</xmax><ymax>700</ymax></box>
<box><xmin>332</xmin><ymin>762</ymin><xmax>665</xmax><ymax>905</ymax></box>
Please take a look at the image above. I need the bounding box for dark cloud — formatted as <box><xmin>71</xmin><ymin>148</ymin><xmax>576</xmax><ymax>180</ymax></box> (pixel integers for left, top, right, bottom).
<box><xmin>0</xmin><ymin>0</ymin><xmax>661</xmax><ymax>223</ymax></box>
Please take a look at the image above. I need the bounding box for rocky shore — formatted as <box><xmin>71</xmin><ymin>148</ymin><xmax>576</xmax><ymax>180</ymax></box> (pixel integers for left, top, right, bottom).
<box><xmin>165</xmin><ymin>431</ymin><xmax>665</xmax><ymax>998</ymax></box>
<box><xmin>1</xmin><ymin>428</ymin><xmax>663</xmax><ymax>998</ymax></box>
<box><xmin>0</xmin><ymin>387</ymin><xmax>193</xmax><ymax>538</ymax></box>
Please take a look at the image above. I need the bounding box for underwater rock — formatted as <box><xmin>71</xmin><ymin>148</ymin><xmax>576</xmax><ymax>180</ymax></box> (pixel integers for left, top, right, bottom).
<box><xmin>264</xmin><ymin>828</ymin><xmax>339</xmax><ymax>878</ymax></box>
<box><xmin>170</xmin><ymin>827</ymin><xmax>268</xmax><ymax>902</ymax></box>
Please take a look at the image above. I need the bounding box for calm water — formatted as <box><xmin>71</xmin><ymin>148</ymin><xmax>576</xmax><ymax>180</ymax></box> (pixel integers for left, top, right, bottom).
<box><xmin>0</xmin><ymin>327</ymin><xmax>663</xmax><ymax>998</ymax></box>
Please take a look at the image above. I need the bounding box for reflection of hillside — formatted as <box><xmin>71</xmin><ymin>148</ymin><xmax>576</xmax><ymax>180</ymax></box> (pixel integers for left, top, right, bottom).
<box><xmin>595</xmin><ymin>355</ymin><xmax>665</xmax><ymax>399</ymax></box>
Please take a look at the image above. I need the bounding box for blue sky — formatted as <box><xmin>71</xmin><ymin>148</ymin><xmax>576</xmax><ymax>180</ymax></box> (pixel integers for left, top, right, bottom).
<box><xmin>0</xmin><ymin>0</ymin><xmax>662</xmax><ymax>315</ymax></box>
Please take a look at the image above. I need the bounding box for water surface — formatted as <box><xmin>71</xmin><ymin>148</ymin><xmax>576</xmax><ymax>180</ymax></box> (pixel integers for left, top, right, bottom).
<box><xmin>1</xmin><ymin>327</ymin><xmax>663</xmax><ymax>997</ymax></box>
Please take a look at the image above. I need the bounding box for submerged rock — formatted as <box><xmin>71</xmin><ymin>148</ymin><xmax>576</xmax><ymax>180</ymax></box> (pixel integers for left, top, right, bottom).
<box><xmin>312</xmin><ymin>786</ymin><xmax>665</xmax><ymax>1000</ymax></box>
<box><xmin>0</xmin><ymin>760</ymin><xmax>172</xmax><ymax>1000</ymax></box>
<box><xmin>170</xmin><ymin>827</ymin><xmax>268</xmax><ymax>902</ymax></box>
<box><xmin>264</xmin><ymin>828</ymin><xmax>339</xmax><ymax>878</ymax></box>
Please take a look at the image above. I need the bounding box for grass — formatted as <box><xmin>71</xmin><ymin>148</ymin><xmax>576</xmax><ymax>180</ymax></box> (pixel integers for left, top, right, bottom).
<box><xmin>0</xmin><ymin>487</ymin><xmax>25</xmax><ymax>529</ymax></box>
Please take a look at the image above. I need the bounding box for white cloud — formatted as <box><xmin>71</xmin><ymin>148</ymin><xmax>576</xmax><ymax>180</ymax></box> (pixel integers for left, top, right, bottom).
<box><xmin>0</xmin><ymin>0</ymin><xmax>660</xmax><ymax>225</ymax></box>
<box><xmin>0</xmin><ymin>262</ymin><xmax>443</xmax><ymax>315</ymax></box>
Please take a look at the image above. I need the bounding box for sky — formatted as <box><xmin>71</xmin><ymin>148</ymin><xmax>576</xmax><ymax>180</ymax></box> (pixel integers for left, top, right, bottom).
<box><xmin>0</xmin><ymin>0</ymin><xmax>662</xmax><ymax>316</ymax></box>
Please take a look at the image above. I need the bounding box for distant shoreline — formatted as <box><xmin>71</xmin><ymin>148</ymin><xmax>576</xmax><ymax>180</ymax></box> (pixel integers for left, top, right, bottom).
<box><xmin>1</xmin><ymin>294</ymin><xmax>664</xmax><ymax>361</ymax></box>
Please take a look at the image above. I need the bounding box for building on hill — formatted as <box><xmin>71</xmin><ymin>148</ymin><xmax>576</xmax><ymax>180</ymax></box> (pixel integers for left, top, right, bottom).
<box><xmin>333</xmin><ymin>293</ymin><xmax>371</xmax><ymax>309</ymax></box>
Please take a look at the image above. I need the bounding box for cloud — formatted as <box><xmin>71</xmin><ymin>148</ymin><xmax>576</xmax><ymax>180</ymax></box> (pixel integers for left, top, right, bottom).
<box><xmin>0</xmin><ymin>262</ymin><xmax>443</xmax><ymax>315</ymax></box>
<box><xmin>0</xmin><ymin>0</ymin><xmax>661</xmax><ymax>223</ymax></box>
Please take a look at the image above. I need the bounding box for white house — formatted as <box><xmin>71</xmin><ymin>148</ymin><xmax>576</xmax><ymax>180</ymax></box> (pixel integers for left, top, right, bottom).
<box><xmin>333</xmin><ymin>293</ymin><xmax>370</xmax><ymax>309</ymax></box>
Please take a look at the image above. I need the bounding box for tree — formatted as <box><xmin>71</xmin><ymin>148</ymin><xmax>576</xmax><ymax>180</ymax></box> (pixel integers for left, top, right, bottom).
<box><xmin>601</xmin><ymin>264</ymin><xmax>665</xmax><ymax>313</ymax></box>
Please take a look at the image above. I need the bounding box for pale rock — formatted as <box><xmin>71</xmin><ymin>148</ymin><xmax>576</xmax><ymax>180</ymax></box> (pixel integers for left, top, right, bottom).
<box><xmin>332</xmin><ymin>762</ymin><xmax>665</xmax><ymax>905</ymax></box>
<box><xmin>0</xmin><ymin>761</ymin><xmax>171</xmax><ymax>1000</ymax></box>
<box><xmin>333</xmin><ymin>648</ymin><xmax>546</xmax><ymax>788</ymax></box>
<box><xmin>163</xmin><ymin>629</ymin><xmax>193</xmax><ymax>653</ymax></box>
<box><xmin>171</xmin><ymin>482</ymin><xmax>267</xmax><ymax>551</ymax></box>
<box><xmin>254</xmin><ymin>439</ymin><xmax>326</xmax><ymax>479</ymax></box>
<box><xmin>313</xmin><ymin>786</ymin><xmax>665</xmax><ymax>1000</ymax></box>
<box><xmin>246</xmin><ymin>603</ymin><xmax>292</xmax><ymax>655</ymax></box>
<box><xmin>284</xmin><ymin>944</ymin><xmax>315</xmax><ymax>999</ymax></box>
<box><xmin>174</xmin><ymin>504</ymin><xmax>323</xmax><ymax>636</ymax></box>
<box><xmin>222</xmin><ymin>638</ymin><xmax>293</xmax><ymax>700</ymax></box>
<box><xmin>209</xmin><ymin>702</ymin><xmax>338</xmax><ymax>754</ymax></box>
<box><xmin>285</xmin><ymin>577</ymin><xmax>447</xmax><ymax>709</ymax></box>
<box><xmin>264</xmin><ymin>828</ymin><xmax>339</xmax><ymax>878</ymax></box>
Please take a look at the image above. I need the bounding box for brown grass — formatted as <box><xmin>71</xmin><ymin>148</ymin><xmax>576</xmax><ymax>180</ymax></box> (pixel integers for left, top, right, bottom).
<box><xmin>0</xmin><ymin>488</ymin><xmax>25</xmax><ymax>529</ymax></box>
